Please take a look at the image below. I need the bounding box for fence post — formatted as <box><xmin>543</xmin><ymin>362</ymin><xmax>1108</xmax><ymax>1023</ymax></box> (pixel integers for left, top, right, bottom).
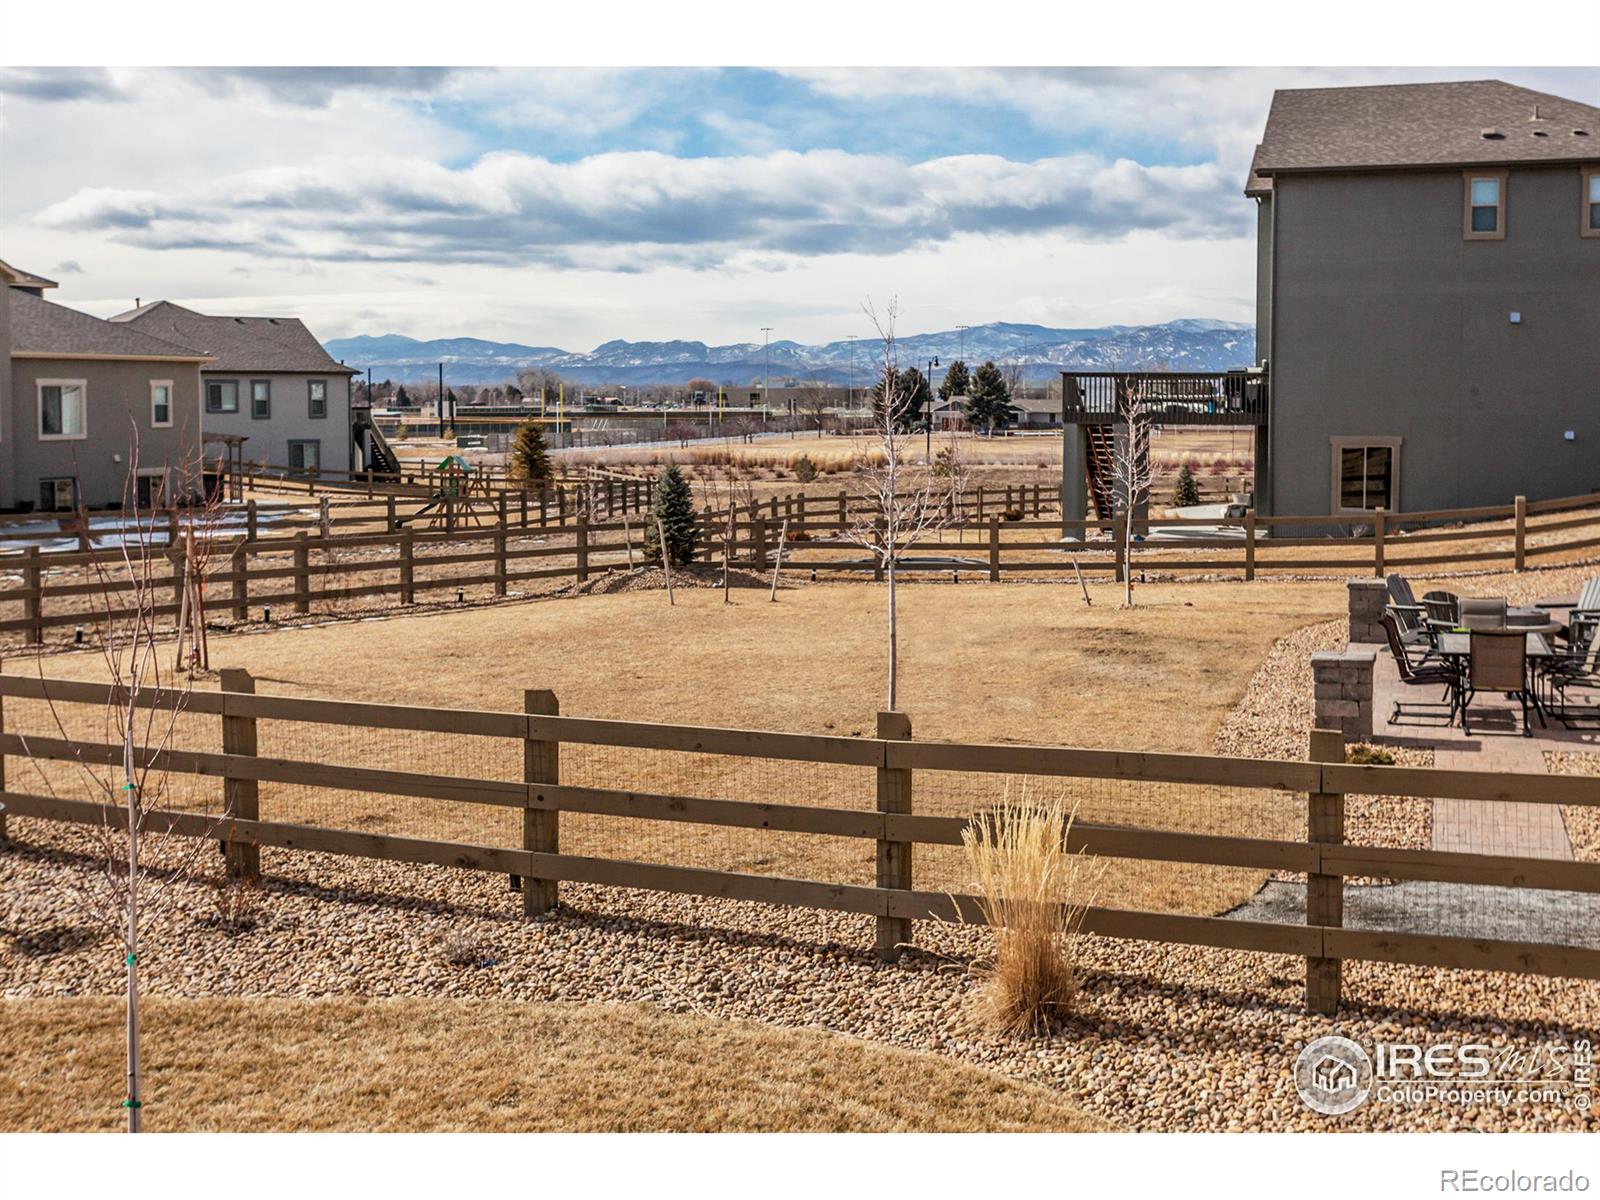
<box><xmin>988</xmin><ymin>516</ymin><xmax>1001</xmax><ymax>582</ymax></box>
<box><xmin>22</xmin><ymin>547</ymin><xmax>42</xmax><ymax>645</ymax></box>
<box><xmin>292</xmin><ymin>532</ymin><xmax>310</xmax><ymax>614</ymax></box>
<box><xmin>1372</xmin><ymin>506</ymin><xmax>1385</xmax><ymax>578</ymax></box>
<box><xmin>76</xmin><ymin>504</ymin><xmax>91</xmax><ymax>553</ymax></box>
<box><xmin>1244</xmin><ymin>508</ymin><xmax>1257</xmax><ymax>582</ymax></box>
<box><xmin>231</xmin><ymin>543</ymin><xmax>249</xmax><ymax>620</ymax></box>
<box><xmin>385</xmin><ymin>495</ymin><xmax>397</xmax><ymax>533</ymax></box>
<box><xmin>247</xmin><ymin>498</ymin><xmax>258</xmax><ymax>542</ymax></box>
<box><xmin>220</xmin><ymin>668</ymin><xmax>260</xmax><ymax>880</ymax></box>
<box><xmin>366</xmin><ymin>468</ymin><xmax>374</xmax><ymax>499</ymax></box>
<box><xmin>497</xmin><ymin>491</ymin><xmax>508</xmax><ymax>529</ymax></box>
<box><xmin>875</xmin><ymin>710</ymin><xmax>914</xmax><ymax>962</ymax></box>
<box><xmin>1514</xmin><ymin>494</ymin><xmax>1527</xmax><ymax>571</ymax></box>
<box><xmin>400</xmin><ymin>528</ymin><xmax>415</xmax><ymax>604</ymax></box>
<box><xmin>523</xmin><ymin>688</ymin><xmax>560</xmax><ymax>916</ymax></box>
<box><xmin>753</xmin><ymin>516</ymin><xmax>769</xmax><ymax>571</ymax></box>
<box><xmin>494</xmin><ymin>522</ymin><xmax>508</xmax><ymax>597</ymax></box>
<box><xmin>520</xmin><ymin>490</ymin><xmax>528</xmax><ymax>528</ymax></box>
<box><xmin>1306</xmin><ymin>727</ymin><xmax>1345</xmax><ymax>1015</ymax></box>
<box><xmin>838</xmin><ymin>489</ymin><xmax>847</xmax><ymax>531</ymax></box>
<box><xmin>539</xmin><ymin>485</ymin><xmax>549</xmax><ymax>527</ymax></box>
<box><xmin>576</xmin><ymin>516</ymin><xmax>590</xmax><ymax>583</ymax></box>
<box><xmin>976</xmin><ymin>485</ymin><xmax>985</xmax><ymax>521</ymax></box>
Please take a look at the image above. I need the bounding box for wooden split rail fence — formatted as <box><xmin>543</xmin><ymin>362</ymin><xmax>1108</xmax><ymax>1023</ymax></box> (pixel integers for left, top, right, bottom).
<box><xmin>1</xmin><ymin>671</ymin><xmax>1597</xmax><ymax>1014</ymax></box>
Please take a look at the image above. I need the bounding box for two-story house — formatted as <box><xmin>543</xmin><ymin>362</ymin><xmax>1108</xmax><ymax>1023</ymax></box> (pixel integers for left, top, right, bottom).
<box><xmin>3</xmin><ymin>258</ymin><xmax>209</xmax><ymax>511</ymax></box>
<box><xmin>110</xmin><ymin>301</ymin><xmax>357</xmax><ymax>476</ymax></box>
<box><xmin>1247</xmin><ymin>79</ymin><xmax>1600</xmax><ymax>517</ymax></box>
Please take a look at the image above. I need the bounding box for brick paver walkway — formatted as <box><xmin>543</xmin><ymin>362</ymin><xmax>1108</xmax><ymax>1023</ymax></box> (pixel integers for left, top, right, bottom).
<box><xmin>1362</xmin><ymin>641</ymin><xmax>1588</xmax><ymax>861</ymax></box>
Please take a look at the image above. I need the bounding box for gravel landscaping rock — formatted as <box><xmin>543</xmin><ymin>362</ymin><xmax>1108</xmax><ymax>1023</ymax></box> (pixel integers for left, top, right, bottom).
<box><xmin>2</xmin><ymin>824</ymin><xmax>1595</xmax><ymax>1133</ymax></box>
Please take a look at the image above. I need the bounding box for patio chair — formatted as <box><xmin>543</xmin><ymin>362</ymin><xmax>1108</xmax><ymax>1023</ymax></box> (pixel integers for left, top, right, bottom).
<box><xmin>1460</xmin><ymin>628</ymin><xmax>1534</xmax><ymax>737</ymax></box>
<box><xmin>1384</xmin><ymin>575</ymin><xmax>1431</xmax><ymax>648</ymax></box>
<box><xmin>1459</xmin><ymin>597</ymin><xmax>1508</xmax><ymax>630</ymax></box>
<box><xmin>1544</xmin><ymin>617</ymin><xmax>1600</xmax><ymax>728</ymax></box>
<box><xmin>1574</xmin><ymin>576</ymin><xmax>1600</xmax><ymax>624</ymax></box>
<box><xmin>1380</xmin><ymin>611</ymin><xmax>1459</xmax><ymax>726</ymax></box>
<box><xmin>1421</xmin><ymin>590</ymin><xmax>1459</xmax><ymax>628</ymax></box>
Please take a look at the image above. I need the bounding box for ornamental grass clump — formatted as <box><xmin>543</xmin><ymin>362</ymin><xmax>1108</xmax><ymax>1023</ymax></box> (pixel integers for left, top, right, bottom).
<box><xmin>962</xmin><ymin>785</ymin><xmax>1097</xmax><ymax>1034</ymax></box>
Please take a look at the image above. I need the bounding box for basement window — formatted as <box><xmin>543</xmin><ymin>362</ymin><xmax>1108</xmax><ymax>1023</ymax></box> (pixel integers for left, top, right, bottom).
<box><xmin>1585</xmin><ymin>167</ymin><xmax>1600</xmax><ymax>238</ymax></box>
<box><xmin>1464</xmin><ymin>171</ymin><xmax>1506</xmax><ymax>240</ymax></box>
<box><xmin>1331</xmin><ymin>439</ymin><xmax>1401</xmax><ymax>515</ymax></box>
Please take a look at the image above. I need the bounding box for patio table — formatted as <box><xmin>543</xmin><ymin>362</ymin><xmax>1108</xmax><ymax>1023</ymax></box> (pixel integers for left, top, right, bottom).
<box><xmin>1534</xmin><ymin>595</ymin><xmax>1580</xmax><ymax>611</ymax></box>
<box><xmin>1436</xmin><ymin>630</ymin><xmax>1557</xmax><ymax>727</ymax></box>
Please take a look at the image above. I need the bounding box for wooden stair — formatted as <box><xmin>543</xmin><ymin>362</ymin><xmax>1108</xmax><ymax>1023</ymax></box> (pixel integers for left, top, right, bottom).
<box><xmin>1085</xmin><ymin>424</ymin><xmax>1116</xmax><ymax>520</ymax></box>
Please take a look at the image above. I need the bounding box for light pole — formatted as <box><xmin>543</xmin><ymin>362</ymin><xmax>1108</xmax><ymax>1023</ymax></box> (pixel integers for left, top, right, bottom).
<box><xmin>846</xmin><ymin>335</ymin><xmax>857</xmax><ymax>410</ymax></box>
<box><xmin>957</xmin><ymin>324</ymin><xmax>970</xmax><ymax>362</ymax></box>
<box><xmin>925</xmin><ymin>355</ymin><xmax>940</xmax><ymax>461</ymax></box>
<box><xmin>761</xmin><ymin>326</ymin><xmax>774</xmax><ymax>420</ymax></box>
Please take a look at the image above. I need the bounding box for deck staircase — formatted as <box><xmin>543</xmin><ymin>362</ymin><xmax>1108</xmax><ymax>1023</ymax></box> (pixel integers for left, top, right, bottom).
<box><xmin>1085</xmin><ymin>424</ymin><xmax>1117</xmax><ymax>520</ymax></box>
<box><xmin>353</xmin><ymin>408</ymin><xmax>402</xmax><ymax>481</ymax></box>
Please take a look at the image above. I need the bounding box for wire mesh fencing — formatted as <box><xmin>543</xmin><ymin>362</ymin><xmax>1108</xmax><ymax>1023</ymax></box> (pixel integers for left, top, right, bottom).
<box><xmin>913</xmin><ymin>768</ymin><xmax>1308</xmax><ymax>918</ymax></box>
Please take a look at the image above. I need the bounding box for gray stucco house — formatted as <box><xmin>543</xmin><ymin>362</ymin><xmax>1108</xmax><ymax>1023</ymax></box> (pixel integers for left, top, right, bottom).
<box><xmin>1063</xmin><ymin>79</ymin><xmax>1600</xmax><ymax>522</ymax></box>
<box><xmin>3</xmin><ymin>259</ymin><xmax>209</xmax><ymax>511</ymax></box>
<box><xmin>111</xmin><ymin>301</ymin><xmax>357</xmax><ymax>476</ymax></box>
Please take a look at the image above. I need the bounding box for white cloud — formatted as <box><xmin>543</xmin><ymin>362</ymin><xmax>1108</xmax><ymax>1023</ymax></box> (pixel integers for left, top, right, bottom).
<box><xmin>35</xmin><ymin>147</ymin><xmax>1244</xmax><ymax>269</ymax></box>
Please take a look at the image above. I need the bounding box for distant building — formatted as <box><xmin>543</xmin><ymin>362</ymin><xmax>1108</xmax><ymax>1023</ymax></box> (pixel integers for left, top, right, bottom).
<box><xmin>111</xmin><ymin>301</ymin><xmax>357</xmax><ymax>475</ymax></box>
<box><xmin>3</xmin><ymin>258</ymin><xmax>209</xmax><ymax>510</ymax></box>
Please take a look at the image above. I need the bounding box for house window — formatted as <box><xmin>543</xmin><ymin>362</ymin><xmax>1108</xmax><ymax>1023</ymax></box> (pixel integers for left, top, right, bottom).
<box><xmin>1463</xmin><ymin>171</ymin><xmax>1506</xmax><ymax>240</ymax></box>
<box><xmin>251</xmin><ymin>380</ymin><xmax>272</xmax><ymax>419</ymax></box>
<box><xmin>1584</xmin><ymin>167</ymin><xmax>1600</xmax><ymax>238</ymax></box>
<box><xmin>288</xmin><ymin>439</ymin><xmax>321</xmax><ymax>471</ymax></box>
<box><xmin>38</xmin><ymin>380</ymin><xmax>87</xmax><ymax>440</ymax></box>
<box><xmin>308</xmin><ymin>379</ymin><xmax>328</xmax><ymax>419</ymax></box>
<box><xmin>1331</xmin><ymin>439</ymin><xmax>1402</xmax><ymax>514</ymax></box>
<box><xmin>39</xmin><ymin>478</ymin><xmax>76</xmax><ymax>512</ymax></box>
<box><xmin>150</xmin><ymin>381</ymin><xmax>173</xmax><ymax>428</ymax></box>
<box><xmin>207</xmin><ymin>380</ymin><xmax>240</xmax><ymax>413</ymax></box>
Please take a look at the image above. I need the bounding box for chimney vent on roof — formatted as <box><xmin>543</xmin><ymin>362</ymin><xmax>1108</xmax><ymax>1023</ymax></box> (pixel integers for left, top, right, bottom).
<box><xmin>1532</xmin><ymin>130</ymin><xmax>1550</xmax><ymax>138</ymax></box>
<box><xmin>1576</xmin><ymin>129</ymin><xmax>1591</xmax><ymax>137</ymax></box>
<box><xmin>134</xmin><ymin>297</ymin><xmax>140</xmax><ymax>308</ymax></box>
<box><xmin>1531</xmin><ymin>103</ymin><xmax>1545</xmax><ymax>122</ymax></box>
<box><xmin>1480</xmin><ymin>128</ymin><xmax>1505</xmax><ymax>140</ymax></box>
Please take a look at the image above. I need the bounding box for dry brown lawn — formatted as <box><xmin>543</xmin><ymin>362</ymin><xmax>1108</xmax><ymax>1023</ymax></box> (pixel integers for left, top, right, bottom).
<box><xmin>9</xmin><ymin>579</ymin><xmax>1344</xmax><ymax>915</ymax></box>
<box><xmin>0</xmin><ymin>996</ymin><xmax>1107</xmax><ymax>1132</ymax></box>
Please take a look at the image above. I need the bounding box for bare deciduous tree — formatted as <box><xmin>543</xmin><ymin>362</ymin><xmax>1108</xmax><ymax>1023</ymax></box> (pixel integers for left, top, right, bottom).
<box><xmin>17</xmin><ymin>426</ymin><xmax>228</xmax><ymax>1131</ymax></box>
<box><xmin>1112</xmin><ymin>378</ymin><xmax>1154</xmax><ymax>608</ymax></box>
<box><xmin>837</xmin><ymin>299</ymin><xmax>969</xmax><ymax>710</ymax></box>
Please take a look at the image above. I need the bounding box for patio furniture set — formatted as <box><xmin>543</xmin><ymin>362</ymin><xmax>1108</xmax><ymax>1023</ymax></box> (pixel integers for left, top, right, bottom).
<box><xmin>1380</xmin><ymin>575</ymin><xmax>1600</xmax><ymax>736</ymax></box>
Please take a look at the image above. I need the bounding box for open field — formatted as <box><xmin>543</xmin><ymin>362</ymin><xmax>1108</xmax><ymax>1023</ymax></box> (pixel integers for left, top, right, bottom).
<box><xmin>6</xmin><ymin>578</ymin><xmax>1348</xmax><ymax>914</ymax></box>
<box><xmin>0</xmin><ymin>997</ymin><xmax>1105</xmax><ymax>1132</ymax></box>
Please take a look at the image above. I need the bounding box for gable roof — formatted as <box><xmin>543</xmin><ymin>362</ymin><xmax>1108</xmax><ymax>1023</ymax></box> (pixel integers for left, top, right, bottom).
<box><xmin>8</xmin><ymin>289</ymin><xmax>211</xmax><ymax>361</ymax></box>
<box><xmin>1247</xmin><ymin>80</ymin><xmax>1600</xmax><ymax>195</ymax></box>
<box><xmin>110</xmin><ymin>300</ymin><xmax>357</xmax><ymax>374</ymax></box>
<box><xmin>0</xmin><ymin>256</ymin><xmax>59</xmax><ymax>291</ymax></box>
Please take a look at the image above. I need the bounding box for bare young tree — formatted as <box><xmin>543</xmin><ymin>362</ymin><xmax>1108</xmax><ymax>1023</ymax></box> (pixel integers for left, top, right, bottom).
<box><xmin>16</xmin><ymin>424</ymin><xmax>228</xmax><ymax>1131</ymax></box>
<box><xmin>838</xmin><ymin>299</ymin><xmax>969</xmax><ymax>710</ymax></box>
<box><xmin>1112</xmin><ymin>378</ymin><xmax>1154</xmax><ymax>608</ymax></box>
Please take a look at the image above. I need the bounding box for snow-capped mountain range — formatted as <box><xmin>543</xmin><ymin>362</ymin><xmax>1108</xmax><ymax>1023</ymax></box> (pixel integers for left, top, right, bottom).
<box><xmin>325</xmin><ymin>319</ymin><xmax>1255</xmax><ymax>388</ymax></box>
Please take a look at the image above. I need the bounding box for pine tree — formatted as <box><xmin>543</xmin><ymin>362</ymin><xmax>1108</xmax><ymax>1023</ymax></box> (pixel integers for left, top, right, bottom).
<box><xmin>869</xmin><ymin>365</ymin><xmax>931</xmax><ymax>432</ymax></box>
<box><xmin>395</xmin><ymin>385</ymin><xmax>410</xmax><ymax>405</ymax></box>
<box><xmin>508</xmin><ymin>418</ymin><xmax>552</xmax><ymax>484</ymax></box>
<box><xmin>1171</xmin><ymin>462</ymin><xmax>1201</xmax><ymax>507</ymax></box>
<box><xmin>964</xmin><ymin>361</ymin><xmax>1017</xmax><ymax>434</ymax></box>
<box><xmin>937</xmin><ymin>359</ymin><xmax>970</xmax><ymax>403</ymax></box>
<box><xmin>646</xmin><ymin>463</ymin><xmax>698</xmax><ymax>567</ymax></box>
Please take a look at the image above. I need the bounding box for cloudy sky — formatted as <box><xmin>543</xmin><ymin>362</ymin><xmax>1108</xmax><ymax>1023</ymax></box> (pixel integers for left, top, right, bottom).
<box><xmin>3</xmin><ymin>65</ymin><xmax>1597</xmax><ymax>350</ymax></box>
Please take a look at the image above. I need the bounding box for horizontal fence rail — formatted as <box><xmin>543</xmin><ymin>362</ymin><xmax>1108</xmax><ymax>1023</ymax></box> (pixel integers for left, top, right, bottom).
<box><xmin>2</xmin><ymin>671</ymin><xmax>1598</xmax><ymax>1014</ymax></box>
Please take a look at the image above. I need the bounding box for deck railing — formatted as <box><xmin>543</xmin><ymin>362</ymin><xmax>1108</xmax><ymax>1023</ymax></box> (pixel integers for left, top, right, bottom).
<box><xmin>1062</xmin><ymin>369</ymin><xmax>1268</xmax><ymax>425</ymax></box>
